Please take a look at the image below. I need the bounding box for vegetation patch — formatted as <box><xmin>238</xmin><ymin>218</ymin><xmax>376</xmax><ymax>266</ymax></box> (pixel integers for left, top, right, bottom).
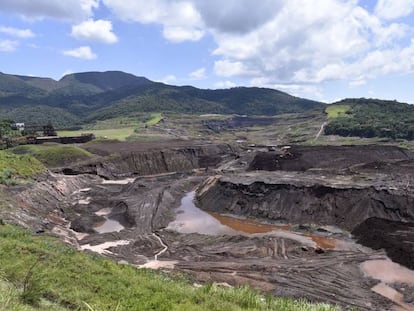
<box><xmin>145</xmin><ymin>113</ymin><xmax>163</xmax><ymax>126</ymax></box>
<box><xmin>58</xmin><ymin>128</ymin><xmax>135</xmax><ymax>141</ymax></box>
<box><xmin>11</xmin><ymin>144</ymin><xmax>93</xmax><ymax>167</ymax></box>
<box><xmin>0</xmin><ymin>224</ymin><xmax>343</xmax><ymax>311</ymax></box>
<box><xmin>325</xmin><ymin>105</ymin><xmax>351</xmax><ymax>119</ymax></box>
<box><xmin>58</xmin><ymin>113</ymin><xmax>163</xmax><ymax>141</ymax></box>
<box><xmin>325</xmin><ymin>99</ymin><xmax>414</xmax><ymax>140</ymax></box>
<box><xmin>0</xmin><ymin>151</ymin><xmax>45</xmax><ymax>185</ymax></box>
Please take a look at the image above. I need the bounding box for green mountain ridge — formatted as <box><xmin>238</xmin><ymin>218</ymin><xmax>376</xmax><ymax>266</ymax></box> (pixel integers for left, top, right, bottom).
<box><xmin>325</xmin><ymin>98</ymin><xmax>414</xmax><ymax>140</ymax></box>
<box><xmin>0</xmin><ymin>71</ymin><xmax>324</xmax><ymax>126</ymax></box>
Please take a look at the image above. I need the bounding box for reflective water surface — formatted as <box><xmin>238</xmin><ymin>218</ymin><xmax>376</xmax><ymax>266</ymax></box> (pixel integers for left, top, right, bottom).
<box><xmin>169</xmin><ymin>192</ymin><xmax>339</xmax><ymax>249</ymax></box>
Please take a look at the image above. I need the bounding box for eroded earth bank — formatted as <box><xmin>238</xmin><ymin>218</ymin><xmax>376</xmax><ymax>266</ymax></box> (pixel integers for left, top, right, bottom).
<box><xmin>2</xmin><ymin>141</ymin><xmax>414</xmax><ymax>311</ymax></box>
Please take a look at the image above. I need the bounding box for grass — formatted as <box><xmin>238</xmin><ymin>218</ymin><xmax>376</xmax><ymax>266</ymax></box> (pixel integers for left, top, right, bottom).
<box><xmin>10</xmin><ymin>144</ymin><xmax>93</xmax><ymax>167</ymax></box>
<box><xmin>0</xmin><ymin>278</ymin><xmax>67</xmax><ymax>311</ymax></box>
<box><xmin>0</xmin><ymin>224</ymin><xmax>344</xmax><ymax>311</ymax></box>
<box><xmin>58</xmin><ymin>113</ymin><xmax>164</xmax><ymax>142</ymax></box>
<box><xmin>325</xmin><ymin>105</ymin><xmax>351</xmax><ymax>119</ymax></box>
<box><xmin>0</xmin><ymin>151</ymin><xmax>45</xmax><ymax>185</ymax></box>
<box><xmin>146</xmin><ymin>113</ymin><xmax>163</xmax><ymax>126</ymax></box>
<box><xmin>58</xmin><ymin>128</ymin><xmax>136</xmax><ymax>141</ymax></box>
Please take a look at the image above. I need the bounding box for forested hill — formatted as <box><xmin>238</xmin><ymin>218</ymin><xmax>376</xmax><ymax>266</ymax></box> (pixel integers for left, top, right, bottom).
<box><xmin>0</xmin><ymin>71</ymin><xmax>323</xmax><ymax>126</ymax></box>
<box><xmin>325</xmin><ymin>98</ymin><xmax>414</xmax><ymax>140</ymax></box>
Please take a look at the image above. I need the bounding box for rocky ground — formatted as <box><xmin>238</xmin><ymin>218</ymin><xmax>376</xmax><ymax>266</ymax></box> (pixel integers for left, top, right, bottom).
<box><xmin>2</xmin><ymin>140</ymin><xmax>414</xmax><ymax>311</ymax></box>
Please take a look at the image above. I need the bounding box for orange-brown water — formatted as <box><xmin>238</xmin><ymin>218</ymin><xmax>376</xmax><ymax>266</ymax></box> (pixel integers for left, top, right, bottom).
<box><xmin>210</xmin><ymin>212</ymin><xmax>337</xmax><ymax>249</ymax></box>
<box><xmin>209</xmin><ymin>212</ymin><xmax>290</xmax><ymax>233</ymax></box>
<box><xmin>169</xmin><ymin>192</ymin><xmax>338</xmax><ymax>250</ymax></box>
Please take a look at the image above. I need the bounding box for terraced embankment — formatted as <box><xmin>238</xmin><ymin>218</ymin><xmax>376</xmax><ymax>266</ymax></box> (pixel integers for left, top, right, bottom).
<box><xmin>61</xmin><ymin>140</ymin><xmax>236</xmax><ymax>177</ymax></box>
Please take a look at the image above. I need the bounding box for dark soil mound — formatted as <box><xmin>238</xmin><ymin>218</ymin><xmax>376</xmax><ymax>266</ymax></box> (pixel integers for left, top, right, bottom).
<box><xmin>352</xmin><ymin>217</ymin><xmax>414</xmax><ymax>270</ymax></box>
<box><xmin>248</xmin><ymin>145</ymin><xmax>414</xmax><ymax>171</ymax></box>
<box><xmin>202</xmin><ymin>116</ymin><xmax>277</xmax><ymax>132</ymax></box>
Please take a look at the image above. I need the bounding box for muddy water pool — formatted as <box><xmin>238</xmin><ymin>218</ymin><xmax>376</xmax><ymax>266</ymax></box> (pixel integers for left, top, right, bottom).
<box><xmin>167</xmin><ymin>191</ymin><xmax>236</xmax><ymax>235</ymax></box>
<box><xmin>168</xmin><ymin>192</ymin><xmax>344</xmax><ymax>250</ymax></box>
<box><xmin>170</xmin><ymin>192</ymin><xmax>414</xmax><ymax>310</ymax></box>
<box><xmin>94</xmin><ymin>208</ymin><xmax>124</xmax><ymax>234</ymax></box>
<box><xmin>361</xmin><ymin>260</ymin><xmax>414</xmax><ymax>311</ymax></box>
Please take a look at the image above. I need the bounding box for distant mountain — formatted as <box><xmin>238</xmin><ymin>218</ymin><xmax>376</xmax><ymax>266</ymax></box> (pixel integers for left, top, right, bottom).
<box><xmin>60</xmin><ymin>71</ymin><xmax>153</xmax><ymax>91</ymax></box>
<box><xmin>0</xmin><ymin>71</ymin><xmax>325</xmax><ymax>127</ymax></box>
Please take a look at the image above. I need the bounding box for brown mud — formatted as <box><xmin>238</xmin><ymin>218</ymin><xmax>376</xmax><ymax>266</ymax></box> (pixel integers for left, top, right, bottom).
<box><xmin>353</xmin><ymin>218</ymin><xmax>414</xmax><ymax>270</ymax></box>
<box><xmin>2</xmin><ymin>142</ymin><xmax>414</xmax><ymax>310</ymax></box>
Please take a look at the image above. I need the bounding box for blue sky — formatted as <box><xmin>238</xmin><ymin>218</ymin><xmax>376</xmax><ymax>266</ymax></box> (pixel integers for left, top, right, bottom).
<box><xmin>1</xmin><ymin>0</ymin><xmax>414</xmax><ymax>104</ymax></box>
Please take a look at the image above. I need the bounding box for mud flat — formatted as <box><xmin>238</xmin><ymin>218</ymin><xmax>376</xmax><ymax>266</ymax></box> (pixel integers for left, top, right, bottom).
<box><xmin>3</xmin><ymin>142</ymin><xmax>414</xmax><ymax>310</ymax></box>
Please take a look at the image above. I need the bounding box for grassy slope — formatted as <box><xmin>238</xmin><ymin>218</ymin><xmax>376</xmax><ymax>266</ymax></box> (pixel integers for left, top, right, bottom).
<box><xmin>58</xmin><ymin>113</ymin><xmax>164</xmax><ymax>141</ymax></box>
<box><xmin>58</xmin><ymin>128</ymin><xmax>136</xmax><ymax>141</ymax></box>
<box><xmin>0</xmin><ymin>151</ymin><xmax>45</xmax><ymax>184</ymax></box>
<box><xmin>0</xmin><ymin>224</ymin><xmax>342</xmax><ymax>311</ymax></box>
<box><xmin>10</xmin><ymin>144</ymin><xmax>93</xmax><ymax>167</ymax></box>
<box><xmin>325</xmin><ymin>105</ymin><xmax>351</xmax><ymax>119</ymax></box>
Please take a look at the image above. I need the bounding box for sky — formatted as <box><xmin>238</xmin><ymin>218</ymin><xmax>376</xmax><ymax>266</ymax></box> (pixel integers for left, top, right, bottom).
<box><xmin>1</xmin><ymin>0</ymin><xmax>414</xmax><ymax>104</ymax></box>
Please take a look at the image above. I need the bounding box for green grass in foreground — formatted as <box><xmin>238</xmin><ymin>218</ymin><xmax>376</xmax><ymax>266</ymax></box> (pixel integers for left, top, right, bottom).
<box><xmin>0</xmin><ymin>151</ymin><xmax>45</xmax><ymax>185</ymax></box>
<box><xmin>325</xmin><ymin>105</ymin><xmax>351</xmax><ymax>119</ymax></box>
<box><xmin>0</xmin><ymin>224</ymin><xmax>343</xmax><ymax>311</ymax></box>
<box><xmin>10</xmin><ymin>144</ymin><xmax>93</xmax><ymax>167</ymax></box>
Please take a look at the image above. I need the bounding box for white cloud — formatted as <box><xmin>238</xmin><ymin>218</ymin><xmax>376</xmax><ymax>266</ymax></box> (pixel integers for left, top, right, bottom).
<box><xmin>214</xmin><ymin>60</ymin><xmax>255</xmax><ymax>77</ymax></box>
<box><xmin>163</xmin><ymin>26</ymin><xmax>203</xmax><ymax>42</ymax></box>
<box><xmin>102</xmin><ymin>0</ymin><xmax>414</xmax><ymax>90</ymax></box>
<box><xmin>0</xmin><ymin>39</ymin><xmax>18</xmax><ymax>52</ymax></box>
<box><xmin>0</xmin><ymin>0</ymin><xmax>98</xmax><ymax>21</ymax></box>
<box><xmin>63</xmin><ymin>46</ymin><xmax>97</xmax><ymax>59</ymax></box>
<box><xmin>103</xmin><ymin>0</ymin><xmax>204</xmax><ymax>42</ymax></box>
<box><xmin>214</xmin><ymin>80</ymin><xmax>237</xmax><ymax>89</ymax></box>
<box><xmin>0</xmin><ymin>26</ymin><xmax>35</xmax><ymax>38</ymax></box>
<box><xmin>158</xmin><ymin>74</ymin><xmax>177</xmax><ymax>84</ymax></box>
<box><xmin>349</xmin><ymin>79</ymin><xmax>367</xmax><ymax>87</ymax></box>
<box><xmin>249</xmin><ymin>77</ymin><xmax>324</xmax><ymax>99</ymax></box>
<box><xmin>193</xmin><ymin>0</ymin><xmax>280</xmax><ymax>34</ymax></box>
<box><xmin>375</xmin><ymin>0</ymin><xmax>414</xmax><ymax>20</ymax></box>
<box><xmin>189</xmin><ymin>67</ymin><xmax>206</xmax><ymax>80</ymax></box>
<box><xmin>61</xmin><ymin>69</ymin><xmax>74</xmax><ymax>78</ymax></box>
<box><xmin>71</xmin><ymin>19</ymin><xmax>118</xmax><ymax>44</ymax></box>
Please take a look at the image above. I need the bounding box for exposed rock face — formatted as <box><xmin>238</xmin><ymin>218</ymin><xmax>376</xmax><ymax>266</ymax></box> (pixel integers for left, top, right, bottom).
<box><xmin>248</xmin><ymin>145</ymin><xmax>414</xmax><ymax>171</ymax></box>
<box><xmin>196</xmin><ymin>171</ymin><xmax>414</xmax><ymax>231</ymax></box>
<box><xmin>63</xmin><ymin>142</ymin><xmax>236</xmax><ymax>178</ymax></box>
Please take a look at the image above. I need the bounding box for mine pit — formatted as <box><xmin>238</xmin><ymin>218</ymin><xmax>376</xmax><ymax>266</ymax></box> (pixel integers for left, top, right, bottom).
<box><xmin>7</xmin><ymin>142</ymin><xmax>414</xmax><ymax>311</ymax></box>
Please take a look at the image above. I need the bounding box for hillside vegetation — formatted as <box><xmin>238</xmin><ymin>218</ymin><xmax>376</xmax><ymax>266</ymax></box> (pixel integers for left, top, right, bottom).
<box><xmin>325</xmin><ymin>98</ymin><xmax>414</xmax><ymax>140</ymax></box>
<box><xmin>0</xmin><ymin>224</ymin><xmax>343</xmax><ymax>311</ymax></box>
<box><xmin>0</xmin><ymin>151</ymin><xmax>45</xmax><ymax>185</ymax></box>
<box><xmin>10</xmin><ymin>144</ymin><xmax>93</xmax><ymax>167</ymax></box>
<box><xmin>0</xmin><ymin>71</ymin><xmax>324</xmax><ymax>127</ymax></box>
